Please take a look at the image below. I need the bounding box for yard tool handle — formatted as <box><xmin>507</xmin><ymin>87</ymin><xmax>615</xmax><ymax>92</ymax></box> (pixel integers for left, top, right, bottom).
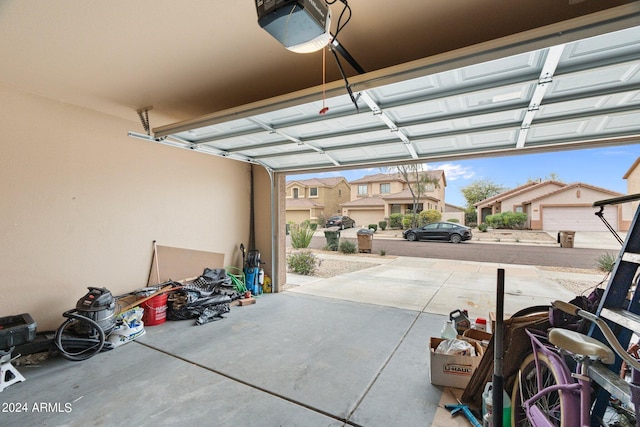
<box><xmin>117</xmin><ymin>284</ymin><xmax>180</xmax><ymax>314</ymax></box>
<box><xmin>552</xmin><ymin>300</ymin><xmax>640</xmax><ymax>372</ymax></box>
<box><xmin>444</xmin><ymin>404</ymin><xmax>482</xmax><ymax>427</ymax></box>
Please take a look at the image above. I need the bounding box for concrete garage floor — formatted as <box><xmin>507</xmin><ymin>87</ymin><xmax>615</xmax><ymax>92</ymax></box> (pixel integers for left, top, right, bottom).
<box><xmin>3</xmin><ymin>256</ymin><xmax>591</xmax><ymax>427</ymax></box>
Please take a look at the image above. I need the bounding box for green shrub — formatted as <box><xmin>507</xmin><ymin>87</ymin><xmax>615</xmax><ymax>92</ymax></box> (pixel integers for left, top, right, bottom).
<box><xmin>419</xmin><ymin>209</ymin><xmax>442</xmax><ymax>226</ymax></box>
<box><xmin>596</xmin><ymin>252</ymin><xmax>616</xmax><ymax>273</ymax></box>
<box><xmin>289</xmin><ymin>223</ymin><xmax>315</xmax><ymax>249</ymax></box>
<box><xmin>287</xmin><ymin>251</ymin><xmax>317</xmax><ymax>275</ymax></box>
<box><xmin>368</xmin><ymin>224</ymin><xmax>378</xmax><ymax>232</ymax></box>
<box><xmin>339</xmin><ymin>240</ymin><xmax>357</xmax><ymax>254</ymax></box>
<box><xmin>446</xmin><ymin>218</ymin><xmax>459</xmax><ymax>223</ymax></box>
<box><xmin>401</xmin><ymin>215</ymin><xmax>414</xmax><ymax>229</ymax></box>
<box><xmin>486</xmin><ymin>212</ymin><xmax>527</xmax><ymax>229</ymax></box>
<box><xmin>389</xmin><ymin>213</ymin><xmax>403</xmax><ymax>228</ymax></box>
<box><xmin>379</xmin><ymin>248</ymin><xmax>386</xmax><ymax>256</ymax></box>
<box><xmin>378</xmin><ymin>220</ymin><xmax>387</xmax><ymax>231</ymax></box>
<box><xmin>317</xmin><ymin>215</ymin><xmax>326</xmax><ymax>228</ymax></box>
<box><xmin>478</xmin><ymin>223</ymin><xmax>488</xmax><ymax>232</ymax></box>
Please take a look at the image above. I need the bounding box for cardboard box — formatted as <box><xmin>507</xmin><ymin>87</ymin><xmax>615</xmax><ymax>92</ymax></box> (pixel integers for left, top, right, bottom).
<box><xmin>429</xmin><ymin>337</ymin><xmax>483</xmax><ymax>389</ymax></box>
<box><xmin>462</xmin><ymin>328</ymin><xmax>492</xmax><ymax>350</ymax></box>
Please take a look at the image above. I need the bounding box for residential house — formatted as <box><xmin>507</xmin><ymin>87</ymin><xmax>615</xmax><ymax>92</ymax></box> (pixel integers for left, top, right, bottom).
<box><xmin>476</xmin><ymin>181</ymin><xmax>565</xmax><ymax>224</ymax></box>
<box><xmin>341</xmin><ymin>171</ymin><xmax>446</xmax><ymax>227</ymax></box>
<box><xmin>444</xmin><ymin>203</ymin><xmax>467</xmax><ymax>225</ymax></box>
<box><xmin>623</xmin><ymin>157</ymin><xmax>640</xmax><ymax>215</ymax></box>
<box><xmin>476</xmin><ymin>180</ymin><xmax>630</xmax><ymax>231</ymax></box>
<box><xmin>285</xmin><ymin>177</ymin><xmax>350</xmax><ymax>225</ymax></box>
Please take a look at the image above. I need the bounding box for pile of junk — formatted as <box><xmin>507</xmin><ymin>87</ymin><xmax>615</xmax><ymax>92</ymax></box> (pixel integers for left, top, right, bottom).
<box><xmin>0</xmin><ymin>260</ymin><xmax>267</xmax><ymax>392</ymax></box>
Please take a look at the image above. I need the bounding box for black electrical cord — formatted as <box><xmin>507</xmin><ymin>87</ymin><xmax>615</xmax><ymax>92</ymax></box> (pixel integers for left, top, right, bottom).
<box><xmin>325</xmin><ymin>0</ymin><xmax>361</xmax><ymax>111</ymax></box>
<box><xmin>326</xmin><ymin>0</ymin><xmax>351</xmax><ymax>41</ymax></box>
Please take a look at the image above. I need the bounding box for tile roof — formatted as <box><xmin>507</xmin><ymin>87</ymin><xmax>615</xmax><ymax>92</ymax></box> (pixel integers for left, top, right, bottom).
<box><xmin>349</xmin><ymin>170</ymin><xmax>444</xmax><ymax>185</ymax></box>
<box><xmin>522</xmin><ymin>182</ymin><xmax>624</xmax><ymax>204</ymax></box>
<box><xmin>286</xmin><ymin>198</ymin><xmax>325</xmax><ymax>208</ymax></box>
<box><xmin>340</xmin><ymin>196</ymin><xmax>386</xmax><ymax>207</ymax></box>
<box><xmin>286</xmin><ymin>177</ymin><xmax>347</xmax><ymax>188</ymax></box>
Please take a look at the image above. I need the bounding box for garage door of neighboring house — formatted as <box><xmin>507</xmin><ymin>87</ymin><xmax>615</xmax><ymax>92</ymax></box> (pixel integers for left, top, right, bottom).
<box><xmin>543</xmin><ymin>206</ymin><xmax>617</xmax><ymax>231</ymax></box>
<box><xmin>349</xmin><ymin>210</ymin><xmax>383</xmax><ymax>228</ymax></box>
<box><xmin>287</xmin><ymin>211</ymin><xmax>310</xmax><ymax>225</ymax></box>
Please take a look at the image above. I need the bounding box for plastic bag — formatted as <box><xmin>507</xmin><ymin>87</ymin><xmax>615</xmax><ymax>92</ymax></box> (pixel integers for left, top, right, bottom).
<box><xmin>435</xmin><ymin>338</ymin><xmax>476</xmax><ymax>357</ymax></box>
<box><xmin>108</xmin><ymin>307</ymin><xmax>145</xmax><ymax>348</ymax></box>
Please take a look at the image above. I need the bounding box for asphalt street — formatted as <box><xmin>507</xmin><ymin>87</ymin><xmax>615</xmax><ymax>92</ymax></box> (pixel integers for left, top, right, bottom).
<box><xmin>305</xmin><ymin>235</ymin><xmax>618</xmax><ymax>270</ymax></box>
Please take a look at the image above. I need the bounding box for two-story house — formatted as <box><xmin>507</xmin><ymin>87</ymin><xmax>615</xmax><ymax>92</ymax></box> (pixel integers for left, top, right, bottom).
<box><xmin>340</xmin><ymin>171</ymin><xmax>446</xmax><ymax>227</ymax></box>
<box><xmin>285</xmin><ymin>177</ymin><xmax>350</xmax><ymax>225</ymax></box>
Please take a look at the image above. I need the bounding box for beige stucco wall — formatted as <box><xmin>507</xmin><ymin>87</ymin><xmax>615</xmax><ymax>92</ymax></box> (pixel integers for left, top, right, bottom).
<box><xmin>322</xmin><ymin>181</ymin><xmax>349</xmax><ymax>217</ymax></box>
<box><xmin>500</xmin><ymin>183</ymin><xmax>564</xmax><ymax>213</ymax></box>
<box><xmin>529</xmin><ymin>186</ymin><xmax>615</xmax><ymax>224</ymax></box>
<box><xmin>1</xmin><ymin>88</ymin><xmax>256</xmax><ymax>330</ymax></box>
<box><xmin>626</xmin><ymin>166</ymin><xmax>640</xmax><ymax>216</ymax></box>
<box><xmin>350</xmin><ymin>179</ymin><xmax>405</xmax><ymax>199</ymax></box>
<box><xmin>286</xmin><ymin>210</ymin><xmax>311</xmax><ymax>225</ymax></box>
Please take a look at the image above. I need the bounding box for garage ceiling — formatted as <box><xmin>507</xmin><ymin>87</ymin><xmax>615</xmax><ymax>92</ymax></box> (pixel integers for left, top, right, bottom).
<box><xmin>153</xmin><ymin>8</ymin><xmax>640</xmax><ymax>173</ymax></box>
<box><xmin>2</xmin><ymin>1</ymin><xmax>639</xmax><ymax>172</ymax></box>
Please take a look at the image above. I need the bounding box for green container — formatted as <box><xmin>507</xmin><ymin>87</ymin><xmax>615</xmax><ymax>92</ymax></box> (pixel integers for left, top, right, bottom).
<box><xmin>482</xmin><ymin>382</ymin><xmax>511</xmax><ymax>427</ymax></box>
<box><xmin>324</xmin><ymin>230</ymin><xmax>340</xmax><ymax>251</ymax></box>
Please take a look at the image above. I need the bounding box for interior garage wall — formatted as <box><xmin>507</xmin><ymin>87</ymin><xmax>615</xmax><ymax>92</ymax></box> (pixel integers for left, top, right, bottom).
<box><xmin>0</xmin><ymin>87</ymin><xmax>253</xmax><ymax>330</ymax></box>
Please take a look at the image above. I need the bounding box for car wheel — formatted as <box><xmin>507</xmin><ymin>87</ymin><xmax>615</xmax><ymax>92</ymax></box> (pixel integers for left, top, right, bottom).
<box><xmin>450</xmin><ymin>234</ymin><xmax>462</xmax><ymax>244</ymax></box>
<box><xmin>406</xmin><ymin>232</ymin><xmax>417</xmax><ymax>242</ymax></box>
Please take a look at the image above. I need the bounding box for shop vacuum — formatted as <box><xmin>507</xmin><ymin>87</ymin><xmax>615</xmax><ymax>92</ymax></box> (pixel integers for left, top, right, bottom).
<box><xmin>54</xmin><ymin>287</ymin><xmax>116</xmax><ymax>361</ymax></box>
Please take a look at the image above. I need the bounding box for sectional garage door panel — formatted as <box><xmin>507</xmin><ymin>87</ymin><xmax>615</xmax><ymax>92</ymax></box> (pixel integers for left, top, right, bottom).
<box><xmin>543</xmin><ymin>206</ymin><xmax>617</xmax><ymax>231</ymax></box>
<box><xmin>348</xmin><ymin>210</ymin><xmax>383</xmax><ymax>229</ymax></box>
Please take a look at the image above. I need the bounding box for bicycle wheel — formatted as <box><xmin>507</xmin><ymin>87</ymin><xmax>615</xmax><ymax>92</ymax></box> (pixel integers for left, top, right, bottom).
<box><xmin>511</xmin><ymin>352</ymin><xmax>578</xmax><ymax>426</ymax></box>
<box><xmin>54</xmin><ymin>312</ymin><xmax>105</xmax><ymax>361</ymax></box>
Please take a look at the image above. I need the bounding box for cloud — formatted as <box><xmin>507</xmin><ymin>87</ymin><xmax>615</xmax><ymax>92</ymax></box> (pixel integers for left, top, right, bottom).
<box><xmin>428</xmin><ymin>163</ymin><xmax>475</xmax><ymax>180</ymax></box>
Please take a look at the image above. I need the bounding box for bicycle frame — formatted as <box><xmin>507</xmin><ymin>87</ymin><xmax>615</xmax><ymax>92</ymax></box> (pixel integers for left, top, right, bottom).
<box><xmin>522</xmin><ymin>329</ymin><xmax>589</xmax><ymax>427</ymax></box>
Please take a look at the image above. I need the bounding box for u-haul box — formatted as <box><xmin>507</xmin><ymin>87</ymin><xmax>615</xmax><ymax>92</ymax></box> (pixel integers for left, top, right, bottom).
<box><xmin>429</xmin><ymin>337</ymin><xmax>483</xmax><ymax>389</ymax></box>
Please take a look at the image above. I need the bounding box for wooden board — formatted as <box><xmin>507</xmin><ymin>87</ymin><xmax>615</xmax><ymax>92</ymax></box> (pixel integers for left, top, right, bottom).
<box><xmin>148</xmin><ymin>244</ymin><xmax>224</xmax><ymax>285</ymax></box>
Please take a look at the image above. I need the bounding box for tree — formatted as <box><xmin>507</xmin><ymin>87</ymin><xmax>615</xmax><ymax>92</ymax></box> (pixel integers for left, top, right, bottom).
<box><xmin>460</xmin><ymin>179</ymin><xmax>506</xmax><ymax>210</ymax></box>
<box><xmin>527</xmin><ymin>172</ymin><xmax>561</xmax><ymax>183</ymax></box>
<box><xmin>384</xmin><ymin>163</ymin><xmax>440</xmax><ymax>228</ymax></box>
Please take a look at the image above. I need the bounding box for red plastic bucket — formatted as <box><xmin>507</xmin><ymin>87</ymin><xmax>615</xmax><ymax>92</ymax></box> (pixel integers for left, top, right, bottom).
<box><xmin>140</xmin><ymin>293</ymin><xmax>168</xmax><ymax>326</ymax></box>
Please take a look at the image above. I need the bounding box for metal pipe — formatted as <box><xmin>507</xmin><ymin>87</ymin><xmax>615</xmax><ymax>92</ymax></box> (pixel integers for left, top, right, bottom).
<box><xmin>493</xmin><ymin>268</ymin><xmax>505</xmax><ymax>427</ymax></box>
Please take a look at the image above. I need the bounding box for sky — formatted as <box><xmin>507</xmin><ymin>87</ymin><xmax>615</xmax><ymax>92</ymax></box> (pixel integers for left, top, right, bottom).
<box><xmin>286</xmin><ymin>143</ymin><xmax>640</xmax><ymax>208</ymax></box>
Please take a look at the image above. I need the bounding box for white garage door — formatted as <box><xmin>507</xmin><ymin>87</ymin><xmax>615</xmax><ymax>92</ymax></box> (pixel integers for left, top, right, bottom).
<box><xmin>543</xmin><ymin>206</ymin><xmax>617</xmax><ymax>231</ymax></box>
<box><xmin>349</xmin><ymin>210</ymin><xmax>383</xmax><ymax>228</ymax></box>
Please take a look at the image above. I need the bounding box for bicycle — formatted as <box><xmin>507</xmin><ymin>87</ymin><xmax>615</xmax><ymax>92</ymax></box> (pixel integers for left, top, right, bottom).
<box><xmin>511</xmin><ymin>300</ymin><xmax>640</xmax><ymax>426</ymax></box>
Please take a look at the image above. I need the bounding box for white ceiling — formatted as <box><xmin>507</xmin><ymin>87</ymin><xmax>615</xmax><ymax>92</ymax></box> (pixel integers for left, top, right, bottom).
<box><xmin>2</xmin><ymin>1</ymin><xmax>639</xmax><ymax>172</ymax></box>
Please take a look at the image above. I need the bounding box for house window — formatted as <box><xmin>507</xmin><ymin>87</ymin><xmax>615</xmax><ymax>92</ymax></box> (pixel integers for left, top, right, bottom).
<box><xmin>408</xmin><ymin>203</ymin><xmax>423</xmax><ymax>213</ymax></box>
<box><xmin>515</xmin><ymin>206</ymin><xmax>523</xmax><ymax>213</ymax></box>
<box><xmin>380</xmin><ymin>183</ymin><xmax>390</xmax><ymax>194</ymax></box>
<box><xmin>358</xmin><ymin>184</ymin><xmax>367</xmax><ymax>195</ymax></box>
<box><xmin>292</xmin><ymin>188</ymin><xmax>299</xmax><ymax>198</ymax></box>
<box><xmin>338</xmin><ymin>190</ymin><xmax>342</xmax><ymax>196</ymax></box>
<box><xmin>391</xmin><ymin>204</ymin><xmax>401</xmax><ymax>214</ymax></box>
<box><xmin>310</xmin><ymin>187</ymin><xmax>318</xmax><ymax>197</ymax></box>
<box><xmin>425</xmin><ymin>183</ymin><xmax>435</xmax><ymax>192</ymax></box>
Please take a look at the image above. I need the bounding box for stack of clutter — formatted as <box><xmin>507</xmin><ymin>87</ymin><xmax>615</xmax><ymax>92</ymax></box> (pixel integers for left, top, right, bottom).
<box><xmin>167</xmin><ymin>268</ymin><xmax>240</xmax><ymax>325</ymax></box>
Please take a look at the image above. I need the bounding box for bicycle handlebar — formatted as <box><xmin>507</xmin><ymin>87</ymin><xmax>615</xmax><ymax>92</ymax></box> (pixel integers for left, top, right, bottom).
<box><xmin>551</xmin><ymin>300</ymin><xmax>640</xmax><ymax>372</ymax></box>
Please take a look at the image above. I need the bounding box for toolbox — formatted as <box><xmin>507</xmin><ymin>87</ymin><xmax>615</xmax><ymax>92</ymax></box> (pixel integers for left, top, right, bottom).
<box><xmin>0</xmin><ymin>314</ymin><xmax>37</xmax><ymax>349</ymax></box>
